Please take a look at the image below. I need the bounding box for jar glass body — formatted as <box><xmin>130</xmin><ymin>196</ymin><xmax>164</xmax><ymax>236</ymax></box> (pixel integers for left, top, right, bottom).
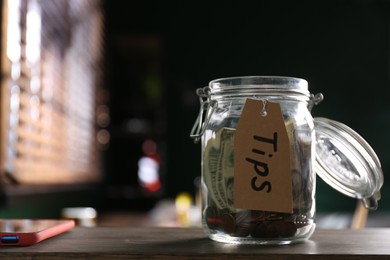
<box><xmin>200</xmin><ymin>76</ymin><xmax>316</xmax><ymax>245</ymax></box>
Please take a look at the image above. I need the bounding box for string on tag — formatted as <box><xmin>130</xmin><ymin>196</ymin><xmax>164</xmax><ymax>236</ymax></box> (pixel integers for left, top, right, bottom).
<box><xmin>260</xmin><ymin>99</ymin><xmax>268</xmax><ymax>117</ymax></box>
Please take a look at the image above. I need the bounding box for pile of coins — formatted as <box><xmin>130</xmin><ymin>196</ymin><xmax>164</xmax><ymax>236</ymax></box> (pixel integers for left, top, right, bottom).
<box><xmin>204</xmin><ymin>207</ymin><xmax>308</xmax><ymax>238</ymax></box>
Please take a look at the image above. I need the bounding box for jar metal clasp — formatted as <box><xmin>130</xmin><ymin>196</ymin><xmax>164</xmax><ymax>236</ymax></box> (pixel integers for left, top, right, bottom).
<box><xmin>308</xmin><ymin>93</ymin><xmax>324</xmax><ymax>111</ymax></box>
<box><xmin>190</xmin><ymin>87</ymin><xmax>218</xmax><ymax>143</ymax></box>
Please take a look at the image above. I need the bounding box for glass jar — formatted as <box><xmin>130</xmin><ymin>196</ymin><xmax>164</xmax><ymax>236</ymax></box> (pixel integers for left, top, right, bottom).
<box><xmin>190</xmin><ymin>76</ymin><xmax>383</xmax><ymax>245</ymax></box>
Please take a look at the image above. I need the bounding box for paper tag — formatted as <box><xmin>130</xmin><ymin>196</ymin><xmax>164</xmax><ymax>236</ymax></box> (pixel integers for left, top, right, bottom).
<box><xmin>234</xmin><ymin>99</ymin><xmax>293</xmax><ymax>213</ymax></box>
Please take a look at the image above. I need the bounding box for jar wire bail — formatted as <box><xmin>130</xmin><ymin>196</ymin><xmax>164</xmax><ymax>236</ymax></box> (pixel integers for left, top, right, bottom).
<box><xmin>190</xmin><ymin>87</ymin><xmax>218</xmax><ymax>143</ymax></box>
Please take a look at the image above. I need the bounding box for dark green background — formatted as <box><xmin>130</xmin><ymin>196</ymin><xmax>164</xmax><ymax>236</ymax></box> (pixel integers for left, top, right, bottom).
<box><xmin>1</xmin><ymin>0</ymin><xmax>389</xmax><ymax>217</ymax></box>
<box><xmin>109</xmin><ymin>0</ymin><xmax>389</xmax><ymax>213</ymax></box>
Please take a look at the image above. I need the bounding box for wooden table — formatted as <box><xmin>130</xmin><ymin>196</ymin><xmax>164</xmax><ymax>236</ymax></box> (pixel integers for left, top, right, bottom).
<box><xmin>0</xmin><ymin>227</ymin><xmax>389</xmax><ymax>259</ymax></box>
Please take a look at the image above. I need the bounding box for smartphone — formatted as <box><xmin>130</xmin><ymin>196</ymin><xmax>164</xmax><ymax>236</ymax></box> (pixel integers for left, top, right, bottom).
<box><xmin>0</xmin><ymin>219</ymin><xmax>75</xmax><ymax>246</ymax></box>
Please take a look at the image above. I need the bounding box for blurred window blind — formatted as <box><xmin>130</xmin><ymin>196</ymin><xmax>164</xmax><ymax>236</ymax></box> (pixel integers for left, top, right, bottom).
<box><xmin>0</xmin><ymin>0</ymin><xmax>105</xmax><ymax>184</ymax></box>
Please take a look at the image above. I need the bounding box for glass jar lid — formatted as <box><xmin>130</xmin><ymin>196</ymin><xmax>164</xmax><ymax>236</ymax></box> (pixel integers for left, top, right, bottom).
<box><xmin>314</xmin><ymin>117</ymin><xmax>383</xmax><ymax>210</ymax></box>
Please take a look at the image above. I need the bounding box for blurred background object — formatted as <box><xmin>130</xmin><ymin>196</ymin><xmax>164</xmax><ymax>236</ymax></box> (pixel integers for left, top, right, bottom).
<box><xmin>61</xmin><ymin>207</ymin><xmax>97</xmax><ymax>227</ymax></box>
<box><xmin>0</xmin><ymin>0</ymin><xmax>105</xmax><ymax>217</ymax></box>
<box><xmin>0</xmin><ymin>0</ymin><xmax>389</xmax><ymax>228</ymax></box>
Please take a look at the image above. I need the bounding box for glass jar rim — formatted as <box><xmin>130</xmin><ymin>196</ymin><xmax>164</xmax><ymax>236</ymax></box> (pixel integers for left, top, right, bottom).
<box><xmin>209</xmin><ymin>76</ymin><xmax>310</xmax><ymax>98</ymax></box>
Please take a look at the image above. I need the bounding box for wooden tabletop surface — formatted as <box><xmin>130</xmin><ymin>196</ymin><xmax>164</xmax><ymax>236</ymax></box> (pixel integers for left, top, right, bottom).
<box><xmin>0</xmin><ymin>227</ymin><xmax>389</xmax><ymax>259</ymax></box>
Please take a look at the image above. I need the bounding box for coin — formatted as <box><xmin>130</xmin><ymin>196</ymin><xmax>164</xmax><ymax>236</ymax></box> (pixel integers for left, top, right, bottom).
<box><xmin>205</xmin><ymin>206</ymin><xmax>220</xmax><ymax>229</ymax></box>
<box><xmin>251</xmin><ymin>220</ymin><xmax>297</xmax><ymax>238</ymax></box>
<box><xmin>278</xmin><ymin>221</ymin><xmax>298</xmax><ymax>237</ymax></box>
<box><xmin>232</xmin><ymin>221</ymin><xmax>252</xmax><ymax>237</ymax></box>
<box><xmin>220</xmin><ymin>213</ymin><xmax>236</xmax><ymax>234</ymax></box>
<box><xmin>251</xmin><ymin>222</ymin><xmax>269</xmax><ymax>238</ymax></box>
<box><xmin>231</xmin><ymin>210</ymin><xmax>253</xmax><ymax>237</ymax></box>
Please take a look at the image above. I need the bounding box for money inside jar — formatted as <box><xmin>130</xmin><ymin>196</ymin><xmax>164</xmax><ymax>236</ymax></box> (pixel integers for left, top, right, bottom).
<box><xmin>202</xmin><ymin>126</ymin><xmax>314</xmax><ymax>240</ymax></box>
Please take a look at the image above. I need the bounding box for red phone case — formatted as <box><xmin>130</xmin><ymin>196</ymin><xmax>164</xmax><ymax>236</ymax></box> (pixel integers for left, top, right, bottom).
<box><xmin>0</xmin><ymin>219</ymin><xmax>75</xmax><ymax>246</ymax></box>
